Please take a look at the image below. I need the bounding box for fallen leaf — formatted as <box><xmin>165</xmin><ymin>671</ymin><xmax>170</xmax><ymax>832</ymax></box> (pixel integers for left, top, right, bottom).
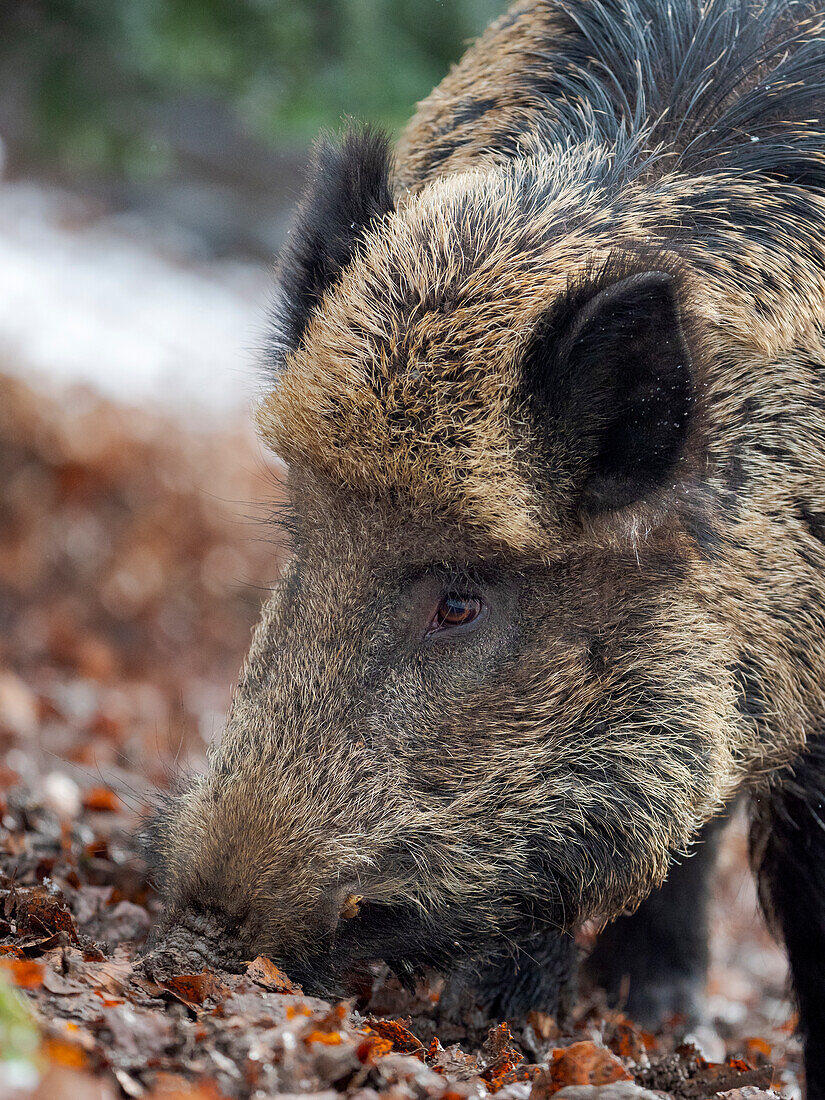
<box><xmin>158</xmin><ymin>970</ymin><xmax>230</xmax><ymax>1010</ymax></box>
<box><xmin>480</xmin><ymin>1022</ymin><xmax>525</xmax><ymax>1091</ymax></box>
<box><xmin>4</xmin><ymin>883</ymin><xmax>80</xmax><ymax>946</ymax></box>
<box><xmin>81</xmin><ymin>787</ymin><xmax>121</xmax><ymax>813</ymax></box>
<box><xmin>43</xmin><ymin>966</ymin><xmax>86</xmax><ymax>995</ymax></box>
<box><xmin>94</xmin><ymin>952</ymin><xmax>133</xmax><ymax>996</ymax></box>
<box><xmin>245</xmin><ymin>955</ymin><xmax>301</xmax><ymax>994</ymax></box>
<box><xmin>428</xmin><ymin>1042</ymin><xmax>479</xmax><ymax>1081</ymax></box>
<box><xmin>357</xmin><ymin>1032</ymin><xmax>394</xmax><ymax>1063</ymax></box>
<box><xmin>305</xmin><ymin>1029</ymin><xmax>343</xmax><ymax>1045</ymax></box>
<box><xmin>605</xmin><ymin>1017</ymin><xmax>649</xmax><ymax>1060</ymax></box>
<box><xmin>526</xmin><ymin>1010</ymin><xmax>560</xmax><ymax>1043</ymax></box>
<box><xmin>532</xmin><ymin>1042</ymin><xmax>632</xmax><ymax>1097</ymax></box>
<box><xmin>42</xmin><ymin>1037</ymin><xmax>89</xmax><ymax>1069</ymax></box>
<box><xmin>742</xmin><ymin>1037</ymin><xmax>772</xmax><ymax>1059</ymax></box>
<box><xmin>366</xmin><ymin>1017</ymin><xmax>425</xmax><ymax>1057</ymax></box>
<box><xmin>0</xmin><ymin>956</ymin><xmax>45</xmax><ymax>989</ymax></box>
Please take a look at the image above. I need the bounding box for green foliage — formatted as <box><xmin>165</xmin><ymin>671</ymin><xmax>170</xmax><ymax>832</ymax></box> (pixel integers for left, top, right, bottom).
<box><xmin>0</xmin><ymin>974</ymin><xmax>40</xmax><ymax>1090</ymax></box>
<box><xmin>3</xmin><ymin>0</ymin><xmax>502</xmax><ymax>175</ymax></box>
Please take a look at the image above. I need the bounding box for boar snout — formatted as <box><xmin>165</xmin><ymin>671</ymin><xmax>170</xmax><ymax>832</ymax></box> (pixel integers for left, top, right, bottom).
<box><xmin>142</xmin><ymin>876</ymin><xmax>365</xmax><ymax>984</ymax></box>
<box><xmin>142</xmin><ymin>904</ymin><xmax>248</xmax><ymax>978</ymax></box>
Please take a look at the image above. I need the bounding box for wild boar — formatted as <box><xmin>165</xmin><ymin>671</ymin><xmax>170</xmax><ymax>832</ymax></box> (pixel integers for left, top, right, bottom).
<box><xmin>145</xmin><ymin>0</ymin><xmax>825</xmax><ymax>1089</ymax></box>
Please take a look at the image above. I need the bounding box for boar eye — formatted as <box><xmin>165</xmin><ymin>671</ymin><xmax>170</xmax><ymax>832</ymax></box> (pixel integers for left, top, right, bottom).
<box><xmin>427</xmin><ymin>594</ymin><xmax>487</xmax><ymax>636</ymax></box>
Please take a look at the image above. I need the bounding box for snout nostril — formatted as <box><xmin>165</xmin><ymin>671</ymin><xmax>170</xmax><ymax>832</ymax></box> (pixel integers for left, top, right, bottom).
<box><xmin>143</xmin><ymin>903</ymin><xmax>248</xmax><ymax>977</ymax></box>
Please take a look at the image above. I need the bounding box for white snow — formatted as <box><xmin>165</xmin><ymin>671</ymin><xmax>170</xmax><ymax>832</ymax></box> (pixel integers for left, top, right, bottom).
<box><xmin>0</xmin><ymin>181</ymin><xmax>273</xmax><ymax>419</ymax></box>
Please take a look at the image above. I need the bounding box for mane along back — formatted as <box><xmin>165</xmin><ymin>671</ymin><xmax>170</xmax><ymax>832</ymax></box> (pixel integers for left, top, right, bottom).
<box><xmin>397</xmin><ymin>0</ymin><xmax>825</xmax><ymax>193</ymax></box>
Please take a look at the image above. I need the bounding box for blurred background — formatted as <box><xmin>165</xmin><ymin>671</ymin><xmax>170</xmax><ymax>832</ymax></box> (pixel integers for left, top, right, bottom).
<box><xmin>0</xmin><ymin>0</ymin><xmax>500</xmax><ymax>406</ymax></box>
<box><xmin>0</xmin><ymin>1</ymin><xmax>799</xmax><ymax>1083</ymax></box>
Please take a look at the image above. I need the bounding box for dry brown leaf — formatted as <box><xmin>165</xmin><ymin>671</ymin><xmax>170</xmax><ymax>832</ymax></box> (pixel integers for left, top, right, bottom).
<box><xmin>365</xmin><ymin>1016</ymin><xmax>425</xmax><ymax>1057</ymax></box>
<box><xmin>532</xmin><ymin>1042</ymin><xmax>633</xmax><ymax>1097</ymax></box>
<box><xmin>94</xmin><ymin>953</ymin><xmax>133</xmax><ymax>996</ymax></box>
<box><xmin>158</xmin><ymin>970</ymin><xmax>230</xmax><ymax>1010</ymax></box>
<box><xmin>81</xmin><ymin>787</ymin><xmax>121</xmax><ymax>813</ymax></box>
<box><xmin>43</xmin><ymin>965</ymin><xmax>86</xmax><ymax>995</ymax></box>
<box><xmin>0</xmin><ymin>956</ymin><xmax>45</xmax><ymax>988</ymax></box>
<box><xmin>245</xmin><ymin>955</ymin><xmax>301</xmax><ymax>994</ymax></box>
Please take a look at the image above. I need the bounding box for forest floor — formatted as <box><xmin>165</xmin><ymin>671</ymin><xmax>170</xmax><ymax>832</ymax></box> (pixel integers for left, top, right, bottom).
<box><xmin>0</xmin><ymin>370</ymin><xmax>804</xmax><ymax>1099</ymax></box>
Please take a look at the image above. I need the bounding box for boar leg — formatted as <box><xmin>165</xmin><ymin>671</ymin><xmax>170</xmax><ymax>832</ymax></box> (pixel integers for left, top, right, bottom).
<box><xmin>438</xmin><ymin>930</ymin><xmax>578</xmax><ymax>1022</ymax></box>
<box><xmin>585</xmin><ymin>814</ymin><xmax>729</xmax><ymax>1028</ymax></box>
<box><xmin>752</xmin><ymin>736</ymin><xmax>825</xmax><ymax>1100</ymax></box>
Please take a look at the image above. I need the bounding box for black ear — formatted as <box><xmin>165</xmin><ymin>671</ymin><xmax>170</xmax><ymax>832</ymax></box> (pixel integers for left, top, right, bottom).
<box><xmin>272</xmin><ymin>125</ymin><xmax>395</xmax><ymax>358</ymax></box>
<box><xmin>522</xmin><ymin>270</ymin><xmax>694</xmax><ymax>513</ymax></box>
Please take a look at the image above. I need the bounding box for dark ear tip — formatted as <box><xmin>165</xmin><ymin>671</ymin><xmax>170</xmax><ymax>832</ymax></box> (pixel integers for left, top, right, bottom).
<box><xmin>567</xmin><ymin>268</ymin><xmax>687</xmax><ymax>354</ymax></box>
<box><xmin>520</xmin><ymin>260</ymin><xmax>696</xmax><ymax>514</ymax></box>
<box><xmin>625</xmin><ymin>270</ymin><xmax>675</xmax><ymax>288</ymax></box>
<box><xmin>308</xmin><ymin>123</ymin><xmax>393</xmax><ymax>192</ymax></box>
<box><xmin>627</xmin><ymin>270</ymin><xmax>681</xmax><ymax>306</ymax></box>
<box><xmin>586</xmin><ymin>269</ymin><xmax>680</xmax><ymax>313</ymax></box>
<box><xmin>270</xmin><ymin>121</ymin><xmax>395</xmax><ymax>362</ymax></box>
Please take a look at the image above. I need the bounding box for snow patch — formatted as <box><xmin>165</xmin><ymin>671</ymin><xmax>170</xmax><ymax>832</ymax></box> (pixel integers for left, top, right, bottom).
<box><xmin>0</xmin><ymin>181</ymin><xmax>273</xmax><ymax>419</ymax></box>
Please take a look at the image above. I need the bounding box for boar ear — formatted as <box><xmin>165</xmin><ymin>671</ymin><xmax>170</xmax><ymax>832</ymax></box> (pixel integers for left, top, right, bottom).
<box><xmin>522</xmin><ymin>270</ymin><xmax>694</xmax><ymax>513</ymax></box>
<box><xmin>271</xmin><ymin>124</ymin><xmax>395</xmax><ymax>360</ymax></box>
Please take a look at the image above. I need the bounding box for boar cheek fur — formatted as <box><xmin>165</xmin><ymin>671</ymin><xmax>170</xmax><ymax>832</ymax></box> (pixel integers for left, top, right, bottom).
<box><xmin>148</xmin><ymin>0</ymin><xmax>825</xmax><ymax>1039</ymax></box>
<box><xmin>148</xmin><ymin>489</ymin><xmax>742</xmax><ymax>985</ymax></box>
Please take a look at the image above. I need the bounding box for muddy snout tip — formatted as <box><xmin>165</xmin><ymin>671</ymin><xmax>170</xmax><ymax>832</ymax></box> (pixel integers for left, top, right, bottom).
<box><xmin>139</xmin><ymin>907</ymin><xmax>246</xmax><ymax>979</ymax></box>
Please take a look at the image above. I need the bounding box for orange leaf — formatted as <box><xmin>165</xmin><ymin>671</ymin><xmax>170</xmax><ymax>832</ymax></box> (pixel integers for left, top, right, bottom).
<box><xmin>245</xmin><ymin>956</ymin><xmax>301</xmax><ymax>994</ymax></box>
<box><xmin>538</xmin><ymin>1042</ymin><xmax>632</xmax><ymax>1095</ymax></box>
<box><xmin>309</xmin><ymin>1002</ymin><xmax>348</xmax><ymax>1032</ymax></box>
<box><xmin>606</xmin><ymin>1019</ymin><xmax>649</xmax><ymax>1060</ymax></box>
<box><xmin>42</xmin><ymin>1038</ymin><xmax>88</xmax><ymax>1069</ymax></box>
<box><xmin>81</xmin><ymin>787</ymin><xmax>121</xmax><ymax>812</ymax></box>
<box><xmin>357</xmin><ymin>1034</ymin><xmax>394</xmax><ymax>1063</ymax></box>
<box><xmin>743</xmin><ymin>1036</ymin><xmax>772</xmax><ymax>1058</ymax></box>
<box><xmin>481</xmin><ymin>1023</ymin><xmax>525</xmax><ymax>1091</ymax></box>
<box><xmin>727</xmin><ymin>1057</ymin><xmax>753</xmax><ymax>1071</ymax></box>
<box><xmin>93</xmin><ymin>991</ymin><xmax>124</xmax><ymax>1007</ymax></box>
<box><xmin>366</xmin><ymin>1017</ymin><xmax>425</xmax><ymax>1057</ymax></box>
<box><xmin>305</xmin><ymin>1030</ymin><xmax>342</xmax><ymax>1045</ymax></box>
<box><xmin>0</xmin><ymin>957</ymin><xmax>45</xmax><ymax>989</ymax></box>
<box><xmin>158</xmin><ymin>971</ymin><xmax>229</xmax><ymax>1010</ymax></box>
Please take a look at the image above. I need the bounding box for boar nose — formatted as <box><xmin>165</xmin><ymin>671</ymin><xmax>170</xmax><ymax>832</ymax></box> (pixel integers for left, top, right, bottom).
<box><xmin>142</xmin><ymin>905</ymin><xmax>246</xmax><ymax>978</ymax></box>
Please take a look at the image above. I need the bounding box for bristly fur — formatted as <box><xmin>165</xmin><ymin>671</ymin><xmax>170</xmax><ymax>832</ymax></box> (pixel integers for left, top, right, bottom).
<box><xmin>397</xmin><ymin>0</ymin><xmax>825</xmax><ymax>190</ymax></box>
<box><xmin>154</xmin><ymin>0</ymin><xmax>825</xmax><ymax>1081</ymax></box>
